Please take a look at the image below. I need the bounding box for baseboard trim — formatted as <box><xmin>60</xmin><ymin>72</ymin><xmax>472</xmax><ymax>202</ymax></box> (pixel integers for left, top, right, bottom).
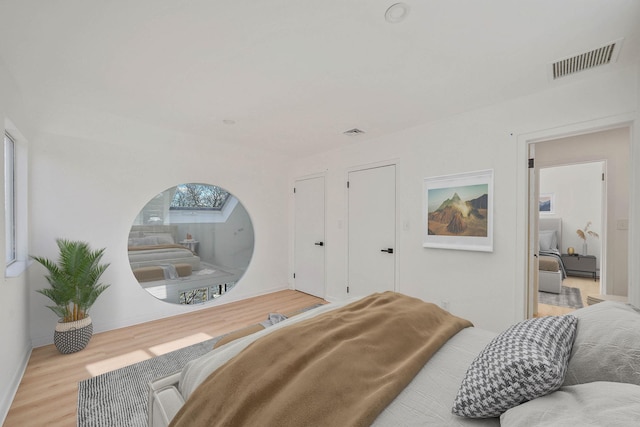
<box><xmin>0</xmin><ymin>342</ymin><xmax>32</xmax><ymax>425</ymax></box>
<box><xmin>31</xmin><ymin>284</ymin><xmax>292</xmax><ymax>348</ymax></box>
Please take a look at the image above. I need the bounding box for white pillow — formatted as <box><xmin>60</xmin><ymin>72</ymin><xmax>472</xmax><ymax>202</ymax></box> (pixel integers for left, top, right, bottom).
<box><xmin>154</xmin><ymin>233</ymin><xmax>175</xmax><ymax>244</ymax></box>
<box><xmin>500</xmin><ymin>382</ymin><xmax>640</xmax><ymax>426</ymax></box>
<box><xmin>128</xmin><ymin>236</ymin><xmax>159</xmax><ymax>246</ymax></box>
<box><xmin>538</xmin><ymin>230</ymin><xmax>556</xmax><ymax>251</ymax></box>
<box><xmin>452</xmin><ymin>315</ymin><xmax>577</xmax><ymax>418</ymax></box>
<box><xmin>563</xmin><ymin>301</ymin><xmax>640</xmax><ymax>386</ymax></box>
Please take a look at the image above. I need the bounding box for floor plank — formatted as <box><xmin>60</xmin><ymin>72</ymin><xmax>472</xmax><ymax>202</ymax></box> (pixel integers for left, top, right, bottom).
<box><xmin>4</xmin><ymin>290</ymin><xmax>325</xmax><ymax>427</ymax></box>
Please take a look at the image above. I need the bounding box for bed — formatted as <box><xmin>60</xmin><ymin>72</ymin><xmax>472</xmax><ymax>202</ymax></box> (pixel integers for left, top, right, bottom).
<box><xmin>129</xmin><ymin>225</ymin><xmax>245</xmax><ymax>304</ymax></box>
<box><xmin>128</xmin><ymin>225</ymin><xmax>200</xmax><ymax>276</ymax></box>
<box><xmin>538</xmin><ymin>218</ymin><xmax>566</xmax><ymax>294</ymax></box>
<box><xmin>147</xmin><ymin>293</ymin><xmax>640</xmax><ymax>426</ymax></box>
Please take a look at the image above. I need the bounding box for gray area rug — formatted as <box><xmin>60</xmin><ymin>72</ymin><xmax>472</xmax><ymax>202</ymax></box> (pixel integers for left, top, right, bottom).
<box><xmin>77</xmin><ymin>335</ymin><xmax>221</xmax><ymax>427</ymax></box>
<box><xmin>77</xmin><ymin>303</ymin><xmax>322</xmax><ymax>427</ymax></box>
<box><xmin>539</xmin><ymin>286</ymin><xmax>583</xmax><ymax>309</ymax></box>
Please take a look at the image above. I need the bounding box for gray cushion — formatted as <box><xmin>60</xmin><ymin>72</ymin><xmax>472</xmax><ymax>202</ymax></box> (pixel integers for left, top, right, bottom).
<box><xmin>563</xmin><ymin>301</ymin><xmax>640</xmax><ymax>386</ymax></box>
<box><xmin>452</xmin><ymin>315</ymin><xmax>577</xmax><ymax>418</ymax></box>
<box><xmin>500</xmin><ymin>382</ymin><xmax>640</xmax><ymax>426</ymax></box>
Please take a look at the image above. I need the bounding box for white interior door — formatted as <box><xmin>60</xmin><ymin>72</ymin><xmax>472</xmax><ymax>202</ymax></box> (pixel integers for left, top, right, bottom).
<box><xmin>347</xmin><ymin>164</ymin><xmax>396</xmax><ymax>296</ymax></box>
<box><xmin>294</xmin><ymin>176</ymin><xmax>325</xmax><ymax>298</ymax></box>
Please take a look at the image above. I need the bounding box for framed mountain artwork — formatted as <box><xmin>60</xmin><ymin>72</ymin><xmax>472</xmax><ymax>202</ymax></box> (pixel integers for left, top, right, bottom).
<box><xmin>539</xmin><ymin>193</ymin><xmax>555</xmax><ymax>214</ymax></box>
<box><xmin>423</xmin><ymin>169</ymin><xmax>493</xmax><ymax>252</ymax></box>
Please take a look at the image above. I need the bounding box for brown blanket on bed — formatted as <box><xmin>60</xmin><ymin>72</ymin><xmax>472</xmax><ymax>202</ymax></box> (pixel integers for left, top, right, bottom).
<box><xmin>169</xmin><ymin>292</ymin><xmax>472</xmax><ymax>427</ymax></box>
<box><xmin>539</xmin><ymin>255</ymin><xmax>560</xmax><ymax>272</ymax></box>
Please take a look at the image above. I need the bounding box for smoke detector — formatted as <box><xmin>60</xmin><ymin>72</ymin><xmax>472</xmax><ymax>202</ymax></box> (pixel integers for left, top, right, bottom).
<box><xmin>385</xmin><ymin>3</ymin><xmax>410</xmax><ymax>23</ymax></box>
<box><xmin>551</xmin><ymin>39</ymin><xmax>622</xmax><ymax>80</ymax></box>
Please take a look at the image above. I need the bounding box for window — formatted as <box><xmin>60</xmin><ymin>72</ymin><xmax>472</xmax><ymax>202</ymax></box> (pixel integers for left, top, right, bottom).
<box><xmin>4</xmin><ymin>124</ymin><xmax>27</xmax><ymax>277</ymax></box>
<box><xmin>170</xmin><ymin>183</ymin><xmax>230</xmax><ymax>210</ymax></box>
<box><xmin>4</xmin><ymin>132</ymin><xmax>15</xmax><ymax>265</ymax></box>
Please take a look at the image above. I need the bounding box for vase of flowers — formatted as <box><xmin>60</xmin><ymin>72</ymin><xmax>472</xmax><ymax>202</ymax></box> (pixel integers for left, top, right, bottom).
<box><xmin>576</xmin><ymin>221</ymin><xmax>599</xmax><ymax>255</ymax></box>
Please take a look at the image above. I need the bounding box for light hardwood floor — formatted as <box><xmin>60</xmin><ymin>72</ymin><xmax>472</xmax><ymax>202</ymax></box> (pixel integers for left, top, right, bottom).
<box><xmin>536</xmin><ymin>276</ymin><xmax>601</xmax><ymax>316</ymax></box>
<box><xmin>4</xmin><ymin>290</ymin><xmax>325</xmax><ymax>427</ymax></box>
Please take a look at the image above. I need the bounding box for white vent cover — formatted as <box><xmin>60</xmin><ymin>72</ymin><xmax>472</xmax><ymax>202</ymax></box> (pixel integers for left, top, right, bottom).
<box><xmin>551</xmin><ymin>39</ymin><xmax>622</xmax><ymax>80</ymax></box>
<box><xmin>343</xmin><ymin>128</ymin><xmax>365</xmax><ymax>135</ymax></box>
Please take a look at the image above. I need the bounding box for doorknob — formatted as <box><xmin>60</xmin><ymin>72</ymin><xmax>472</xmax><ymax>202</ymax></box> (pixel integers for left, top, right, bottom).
<box><xmin>380</xmin><ymin>248</ymin><xmax>394</xmax><ymax>254</ymax></box>
<box><xmin>315</xmin><ymin>242</ymin><xmax>324</xmax><ymax>246</ymax></box>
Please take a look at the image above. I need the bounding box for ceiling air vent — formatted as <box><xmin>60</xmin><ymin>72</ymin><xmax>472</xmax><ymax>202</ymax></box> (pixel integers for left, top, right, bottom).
<box><xmin>551</xmin><ymin>39</ymin><xmax>622</xmax><ymax>80</ymax></box>
<box><xmin>343</xmin><ymin>128</ymin><xmax>365</xmax><ymax>135</ymax></box>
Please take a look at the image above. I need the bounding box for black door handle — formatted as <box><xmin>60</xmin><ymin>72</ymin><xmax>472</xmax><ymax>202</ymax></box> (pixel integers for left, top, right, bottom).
<box><xmin>315</xmin><ymin>242</ymin><xmax>324</xmax><ymax>246</ymax></box>
<box><xmin>381</xmin><ymin>248</ymin><xmax>394</xmax><ymax>254</ymax></box>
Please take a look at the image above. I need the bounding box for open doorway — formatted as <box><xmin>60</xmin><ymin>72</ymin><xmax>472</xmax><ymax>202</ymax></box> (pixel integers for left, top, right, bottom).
<box><xmin>536</xmin><ymin>161</ymin><xmax>604</xmax><ymax>315</ymax></box>
<box><xmin>529</xmin><ymin>127</ymin><xmax>630</xmax><ymax>316</ymax></box>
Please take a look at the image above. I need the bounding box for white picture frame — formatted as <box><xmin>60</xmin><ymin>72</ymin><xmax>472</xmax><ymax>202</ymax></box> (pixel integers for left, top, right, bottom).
<box><xmin>539</xmin><ymin>193</ymin><xmax>555</xmax><ymax>214</ymax></box>
<box><xmin>423</xmin><ymin>169</ymin><xmax>494</xmax><ymax>252</ymax></box>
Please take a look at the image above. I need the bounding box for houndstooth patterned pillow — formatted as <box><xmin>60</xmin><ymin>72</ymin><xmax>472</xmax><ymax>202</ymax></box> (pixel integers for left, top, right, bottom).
<box><xmin>452</xmin><ymin>315</ymin><xmax>578</xmax><ymax>418</ymax></box>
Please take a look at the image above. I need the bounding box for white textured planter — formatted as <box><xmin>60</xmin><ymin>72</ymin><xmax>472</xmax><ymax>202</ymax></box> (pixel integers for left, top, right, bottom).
<box><xmin>54</xmin><ymin>316</ymin><xmax>93</xmax><ymax>354</ymax></box>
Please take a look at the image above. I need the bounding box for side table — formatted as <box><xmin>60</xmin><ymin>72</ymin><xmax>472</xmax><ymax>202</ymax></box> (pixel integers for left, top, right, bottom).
<box><xmin>560</xmin><ymin>254</ymin><xmax>597</xmax><ymax>280</ymax></box>
<box><xmin>180</xmin><ymin>240</ymin><xmax>199</xmax><ymax>254</ymax></box>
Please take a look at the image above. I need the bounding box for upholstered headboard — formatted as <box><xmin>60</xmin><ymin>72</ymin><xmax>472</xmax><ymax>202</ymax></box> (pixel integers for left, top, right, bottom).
<box><xmin>539</xmin><ymin>217</ymin><xmax>562</xmax><ymax>252</ymax></box>
<box><xmin>129</xmin><ymin>225</ymin><xmax>179</xmax><ymax>245</ymax></box>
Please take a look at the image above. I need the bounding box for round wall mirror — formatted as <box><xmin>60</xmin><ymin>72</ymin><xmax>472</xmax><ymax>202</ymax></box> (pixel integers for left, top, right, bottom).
<box><xmin>128</xmin><ymin>183</ymin><xmax>254</xmax><ymax>304</ymax></box>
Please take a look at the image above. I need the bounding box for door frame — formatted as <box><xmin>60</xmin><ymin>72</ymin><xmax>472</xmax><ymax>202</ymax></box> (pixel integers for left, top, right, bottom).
<box><xmin>292</xmin><ymin>171</ymin><xmax>327</xmax><ymax>297</ymax></box>
<box><xmin>516</xmin><ymin>113</ymin><xmax>637</xmax><ymax>320</ymax></box>
<box><xmin>345</xmin><ymin>159</ymin><xmax>400</xmax><ymax>297</ymax></box>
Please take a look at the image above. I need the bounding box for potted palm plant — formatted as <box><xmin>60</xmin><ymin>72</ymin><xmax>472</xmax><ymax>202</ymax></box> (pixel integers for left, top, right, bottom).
<box><xmin>33</xmin><ymin>239</ymin><xmax>110</xmax><ymax>354</ymax></box>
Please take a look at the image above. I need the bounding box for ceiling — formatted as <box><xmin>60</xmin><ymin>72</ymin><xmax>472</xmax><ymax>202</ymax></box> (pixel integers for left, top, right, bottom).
<box><xmin>0</xmin><ymin>0</ymin><xmax>638</xmax><ymax>157</ymax></box>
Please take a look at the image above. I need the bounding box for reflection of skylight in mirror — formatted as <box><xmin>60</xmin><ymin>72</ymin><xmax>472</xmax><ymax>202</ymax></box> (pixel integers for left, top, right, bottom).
<box><xmin>170</xmin><ymin>183</ymin><xmax>230</xmax><ymax>210</ymax></box>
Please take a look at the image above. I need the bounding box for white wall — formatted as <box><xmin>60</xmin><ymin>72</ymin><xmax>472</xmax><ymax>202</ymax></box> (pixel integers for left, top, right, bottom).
<box><xmin>290</xmin><ymin>66</ymin><xmax>639</xmax><ymax>332</ymax></box>
<box><xmin>27</xmin><ymin>117</ymin><xmax>294</xmax><ymax>347</ymax></box>
<box><xmin>0</xmin><ymin>60</ymin><xmax>34</xmax><ymax>423</ymax></box>
<box><xmin>536</xmin><ymin>127</ymin><xmax>630</xmax><ymax>295</ymax></box>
